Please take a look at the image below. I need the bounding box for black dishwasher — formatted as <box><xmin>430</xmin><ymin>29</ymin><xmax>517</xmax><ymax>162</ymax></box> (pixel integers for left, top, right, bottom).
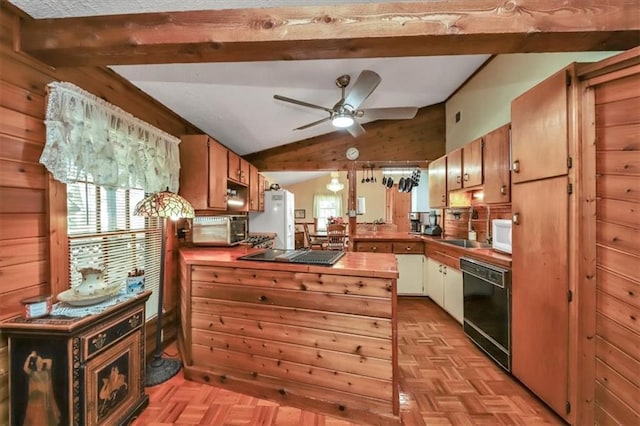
<box><xmin>461</xmin><ymin>257</ymin><xmax>512</xmax><ymax>372</ymax></box>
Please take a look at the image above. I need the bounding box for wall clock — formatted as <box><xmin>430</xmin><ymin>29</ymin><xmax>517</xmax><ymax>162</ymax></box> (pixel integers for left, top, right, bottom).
<box><xmin>346</xmin><ymin>147</ymin><xmax>360</xmax><ymax>160</ymax></box>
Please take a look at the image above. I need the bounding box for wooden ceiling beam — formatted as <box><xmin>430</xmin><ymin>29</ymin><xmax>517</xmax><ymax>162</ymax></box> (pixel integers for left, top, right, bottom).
<box><xmin>17</xmin><ymin>1</ymin><xmax>640</xmax><ymax>67</ymax></box>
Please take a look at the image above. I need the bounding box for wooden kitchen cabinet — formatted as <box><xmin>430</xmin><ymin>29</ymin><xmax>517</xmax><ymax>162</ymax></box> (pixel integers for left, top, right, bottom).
<box><xmin>511</xmin><ymin>69</ymin><xmax>569</xmax><ymax>184</ymax></box>
<box><xmin>257</xmin><ymin>174</ymin><xmax>265</xmax><ymax>212</ymax></box>
<box><xmin>248</xmin><ymin>164</ymin><xmax>260</xmax><ymax>212</ymax></box>
<box><xmin>510</xmin><ymin>64</ymin><xmax>576</xmax><ymax>421</ymax></box>
<box><xmin>447</xmin><ymin>138</ymin><xmax>483</xmax><ymax>191</ymax></box>
<box><xmin>228</xmin><ymin>150</ymin><xmax>250</xmax><ymax>185</ymax></box>
<box><xmin>0</xmin><ymin>292</ymin><xmax>151</xmax><ymax>426</ymax></box>
<box><xmin>179</xmin><ymin>134</ymin><xmax>228</xmax><ymax>210</ymax></box>
<box><xmin>483</xmin><ymin>124</ymin><xmax>511</xmax><ymax>204</ymax></box>
<box><xmin>428</xmin><ymin>156</ymin><xmax>447</xmax><ymax>208</ymax></box>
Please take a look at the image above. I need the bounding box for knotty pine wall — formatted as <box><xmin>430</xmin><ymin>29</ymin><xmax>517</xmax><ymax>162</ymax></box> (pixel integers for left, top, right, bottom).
<box><xmin>591</xmin><ymin>70</ymin><xmax>639</xmax><ymax>425</ymax></box>
<box><xmin>0</xmin><ymin>6</ymin><xmax>201</xmax><ymax>421</ymax></box>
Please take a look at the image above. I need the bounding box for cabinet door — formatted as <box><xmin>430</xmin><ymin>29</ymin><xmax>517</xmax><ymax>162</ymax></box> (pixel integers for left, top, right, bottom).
<box><xmin>443</xmin><ymin>266</ymin><xmax>463</xmax><ymax>324</ymax></box>
<box><xmin>426</xmin><ymin>258</ymin><xmax>444</xmax><ymax>307</ymax></box>
<box><xmin>257</xmin><ymin>174</ymin><xmax>265</xmax><ymax>212</ymax></box>
<box><xmin>463</xmin><ymin>137</ymin><xmax>483</xmax><ymax>187</ymax></box>
<box><xmin>178</xmin><ymin>135</ymin><xmax>209</xmax><ymax>210</ymax></box>
<box><xmin>428</xmin><ymin>156</ymin><xmax>447</xmax><ymax>208</ymax></box>
<box><xmin>483</xmin><ymin>124</ymin><xmax>511</xmax><ymax>203</ymax></box>
<box><xmin>208</xmin><ymin>140</ymin><xmax>229</xmax><ymax>209</ymax></box>
<box><xmin>248</xmin><ymin>164</ymin><xmax>259</xmax><ymax>211</ymax></box>
<box><xmin>396</xmin><ymin>254</ymin><xmax>424</xmax><ymax>295</ymax></box>
<box><xmin>511</xmin><ymin>69</ymin><xmax>569</xmax><ymax>184</ymax></box>
<box><xmin>447</xmin><ymin>148</ymin><xmax>463</xmax><ymax>191</ymax></box>
<box><xmin>227</xmin><ymin>150</ymin><xmax>241</xmax><ymax>181</ymax></box>
<box><xmin>239</xmin><ymin>158</ymin><xmax>250</xmax><ymax>185</ymax></box>
<box><xmin>512</xmin><ymin>175</ymin><xmax>569</xmax><ymax>417</ymax></box>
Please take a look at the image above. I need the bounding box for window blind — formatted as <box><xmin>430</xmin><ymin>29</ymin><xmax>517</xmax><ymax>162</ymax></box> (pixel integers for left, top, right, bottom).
<box><xmin>67</xmin><ymin>178</ymin><xmax>161</xmax><ymax>320</ymax></box>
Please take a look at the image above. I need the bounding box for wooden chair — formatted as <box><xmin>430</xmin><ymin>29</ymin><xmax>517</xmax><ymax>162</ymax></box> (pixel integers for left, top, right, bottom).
<box><xmin>303</xmin><ymin>222</ymin><xmax>325</xmax><ymax>250</ymax></box>
<box><xmin>325</xmin><ymin>224</ymin><xmax>347</xmax><ymax>251</ymax></box>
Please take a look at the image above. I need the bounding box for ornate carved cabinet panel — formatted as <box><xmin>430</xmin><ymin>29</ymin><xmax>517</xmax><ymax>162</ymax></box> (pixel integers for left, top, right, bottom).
<box><xmin>0</xmin><ymin>292</ymin><xmax>150</xmax><ymax>426</ymax></box>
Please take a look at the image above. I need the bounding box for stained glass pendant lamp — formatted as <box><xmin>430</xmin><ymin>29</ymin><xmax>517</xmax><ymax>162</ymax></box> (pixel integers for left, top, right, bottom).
<box><xmin>134</xmin><ymin>189</ymin><xmax>195</xmax><ymax>386</ymax></box>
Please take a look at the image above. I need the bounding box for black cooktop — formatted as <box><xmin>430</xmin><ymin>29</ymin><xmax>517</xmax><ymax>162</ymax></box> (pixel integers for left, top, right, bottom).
<box><xmin>238</xmin><ymin>249</ymin><xmax>345</xmax><ymax>266</ymax></box>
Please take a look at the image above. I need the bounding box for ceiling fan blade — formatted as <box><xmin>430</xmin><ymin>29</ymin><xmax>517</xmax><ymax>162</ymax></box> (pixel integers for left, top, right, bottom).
<box><xmin>343</xmin><ymin>70</ymin><xmax>381</xmax><ymax>110</ymax></box>
<box><xmin>274</xmin><ymin>94</ymin><xmax>334</xmax><ymax>114</ymax></box>
<box><xmin>294</xmin><ymin>116</ymin><xmax>331</xmax><ymax>130</ymax></box>
<box><xmin>346</xmin><ymin>121</ymin><xmax>366</xmax><ymax>137</ymax></box>
<box><xmin>359</xmin><ymin>107</ymin><xmax>418</xmax><ymax>121</ymax></box>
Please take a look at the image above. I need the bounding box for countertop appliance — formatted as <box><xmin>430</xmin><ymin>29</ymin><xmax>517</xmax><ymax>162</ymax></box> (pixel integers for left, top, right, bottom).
<box><xmin>409</xmin><ymin>212</ymin><xmax>424</xmax><ymax>233</ymax></box>
<box><xmin>422</xmin><ymin>211</ymin><xmax>442</xmax><ymax>236</ymax></box>
<box><xmin>461</xmin><ymin>257</ymin><xmax>512</xmax><ymax>371</ymax></box>
<box><xmin>248</xmin><ymin>189</ymin><xmax>295</xmax><ymax>250</ymax></box>
<box><xmin>492</xmin><ymin>219</ymin><xmax>513</xmax><ymax>254</ymax></box>
<box><xmin>238</xmin><ymin>249</ymin><xmax>345</xmax><ymax>266</ymax></box>
<box><xmin>192</xmin><ymin>215</ymin><xmax>247</xmax><ymax>246</ymax></box>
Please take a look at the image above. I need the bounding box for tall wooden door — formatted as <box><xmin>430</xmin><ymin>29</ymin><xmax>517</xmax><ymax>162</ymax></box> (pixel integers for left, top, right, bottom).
<box><xmin>511</xmin><ymin>175</ymin><xmax>569</xmax><ymax>416</ymax></box>
<box><xmin>386</xmin><ymin>186</ymin><xmax>411</xmax><ymax>232</ymax></box>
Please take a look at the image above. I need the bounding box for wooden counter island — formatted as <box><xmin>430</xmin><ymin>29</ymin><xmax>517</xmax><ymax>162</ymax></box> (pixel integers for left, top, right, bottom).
<box><xmin>179</xmin><ymin>247</ymin><xmax>400</xmax><ymax>425</ymax></box>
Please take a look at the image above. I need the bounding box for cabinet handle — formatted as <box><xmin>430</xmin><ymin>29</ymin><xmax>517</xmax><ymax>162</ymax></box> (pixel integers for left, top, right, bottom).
<box><xmin>371</xmin><ymin>246</ymin><xmax>377</xmax><ymax>251</ymax></box>
<box><xmin>405</xmin><ymin>246</ymin><xmax>411</xmax><ymax>251</ymax></box>
<box><xmin>443</xmin><ymin>265</ymin><xmax>447</xmax><ymax>275</ymax></box>
<box><xmin>513</xmin><ymin>212</ymin><xmax>520</xmax><ymax>225</ymax></box>
<box><xmin>463</xmin><ymin>173</ymin><xmax>469</xmax><ymax>181</ymax></box>
<box><xmin>438</xmin><ymin>264</ymin><xmax>442</xmax><ymax>273</ymax></box>
<box><xmin>456</xmin><ymin>175</ymin><xmax>461</xmax><ymax>183</ymax></box>
<box><xmin>500</xmin><ymin>185</ymin><xmax>507</xmax><ymax>195</ymax></box>
<box><xmin>512</xmin><ymin>160</ymin><xmax>520</xmax><ymax>173</ymax></box>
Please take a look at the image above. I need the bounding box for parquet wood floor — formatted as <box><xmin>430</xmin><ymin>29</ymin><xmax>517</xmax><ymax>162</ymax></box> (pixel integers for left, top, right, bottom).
<box><xmin>132</xmin><ymin>297</ymin><xmax>564</xmax><ymax>425</ymax></box>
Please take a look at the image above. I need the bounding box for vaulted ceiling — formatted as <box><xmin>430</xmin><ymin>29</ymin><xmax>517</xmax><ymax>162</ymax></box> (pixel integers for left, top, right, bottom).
<box><xmin>6</xmin><ymin>0</ymin><xmax>639</xmax><ymax>176</ymax></box>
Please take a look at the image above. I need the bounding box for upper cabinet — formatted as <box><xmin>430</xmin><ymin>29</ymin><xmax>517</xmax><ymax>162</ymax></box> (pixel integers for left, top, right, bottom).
<box><xmin>248</xmin><ymin>164</ymin><xmax>260</xmax><ymax>212</ymax></box>
<box><xmin>483</xmin><ymin>124</ymin><xmax>511</xmax><ymax>204</ymax></box>
<box><xmin>463</xmin><ymin>137</ymin><xmax>483</xmax><ymax>187</ymax></box>
<box><xmin>228</xmin><ymin>150</ymin><xmax>250</xmax><ymax>185</ymax></box>
<box><xmin>179</xmin><ymin>134</ymin><xmax>228</xmax><ymax>210</ymax></box>
<box><xmin>511</xmin><ymin>70</ymin><xmax>569</xmax><ymax>184</ymax></box>
<box><xmin>447</xmin><ymin>138</ymin><xmax>483</xmax><ymax>190</ymax></box>
<box><xmin>428</xmin><ymin>156</ymin><xmax>447</xmax><ymax>208</ymax></box>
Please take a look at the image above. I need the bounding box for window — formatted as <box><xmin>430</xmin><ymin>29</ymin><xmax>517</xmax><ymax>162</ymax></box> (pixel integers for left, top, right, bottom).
<box><xmin>313</xmin><ymin>194</ymin><xmax>342</xmax><ymax>231</ymax></box>
<box><xmin>67</xmin><ymin>177</ymin><xmax>161</xmax><ymax>320</ymax></box>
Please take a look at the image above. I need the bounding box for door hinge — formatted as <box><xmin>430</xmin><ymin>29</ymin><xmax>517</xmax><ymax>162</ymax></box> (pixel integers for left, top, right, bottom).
<box><xmin>566</xmin><ymin>73</ymin><xmax>572</xmax><ymax>87</ymax></box>
<box><xmin>566</xmin><ymin>401</ymin><xmax>571</xmax><ymax>414</ymax></box>
<box><xmin>567</xmin><ymin>183</ymin><xmax>573</xmax><ymax>195</ymax></box>
<box><xmin>567</xmin><ymin>157</ymin><xmax>573</xmax><ymax>169</ymax></box>
<box><xmin>568</xmin><ymin>290</ymin><xmax>573</xmax><ymax>303</ymax></box>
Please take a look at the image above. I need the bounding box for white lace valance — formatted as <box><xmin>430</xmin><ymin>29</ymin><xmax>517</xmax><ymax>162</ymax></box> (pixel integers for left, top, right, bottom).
<box><xmin>40</xmin><ymin>81</ymin><xmax>181</xmax><ymax>193</ymax></box>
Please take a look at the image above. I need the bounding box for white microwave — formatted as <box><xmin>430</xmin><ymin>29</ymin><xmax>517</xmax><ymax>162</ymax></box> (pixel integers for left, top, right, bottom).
<box><xmin>492</xmin><ymin>219</ymin><xmax>512</xmax><ymax>254</ymax></box>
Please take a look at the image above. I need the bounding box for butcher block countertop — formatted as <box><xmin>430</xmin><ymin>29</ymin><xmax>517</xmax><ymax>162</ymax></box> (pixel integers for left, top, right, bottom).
<box><xmin>180</xmin><ymin>246</ymin><xmax>398</xmax><ymax>278</ymax></box>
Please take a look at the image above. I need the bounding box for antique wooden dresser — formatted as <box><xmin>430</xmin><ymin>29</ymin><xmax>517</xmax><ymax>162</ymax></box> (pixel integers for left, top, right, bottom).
<box><xmin>0</xmin><ymin>291</ymin><xmax>150</xmax><ymax>426</ymax></box>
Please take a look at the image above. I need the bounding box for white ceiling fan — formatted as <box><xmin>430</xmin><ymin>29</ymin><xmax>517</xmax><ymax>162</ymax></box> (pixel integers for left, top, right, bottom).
<box><xmin>273</xmin><ymin>70</ymin><xmax>418</xmax><ymax>137</ymax></box>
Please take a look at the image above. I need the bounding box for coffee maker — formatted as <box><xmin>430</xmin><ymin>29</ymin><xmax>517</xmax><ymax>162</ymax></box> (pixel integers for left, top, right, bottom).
<box><xmin>423</xmin><ymin>211</ymin><xmax>442</xmax><ymax>236</ymax></box>
<box><xmin>409</xmin><ymin>212</ymin><xmax>422</xmax><ymax>234</ymax></box>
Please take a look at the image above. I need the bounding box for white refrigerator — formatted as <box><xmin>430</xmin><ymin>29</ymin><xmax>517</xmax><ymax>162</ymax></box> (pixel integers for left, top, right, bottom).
<box><xmin>249</xmin><ymin>189</ymin><xmax>295</xmax><ymax>250</ymax></box>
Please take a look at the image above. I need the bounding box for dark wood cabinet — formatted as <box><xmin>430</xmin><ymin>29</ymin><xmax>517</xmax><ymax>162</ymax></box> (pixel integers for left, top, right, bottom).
<box><xmin>179</xmin><ymin>134</ymin><xmax>228</xmax><ymax>210</ymax></box>
<box><xmin>248</xmin><ymin>164</ymin><xmax>260</xmax><ymax>212</ymax></box>
<box><xmin>483</xmin><ymin>124</ymin><xmax>511</xmax><ymax>204</ymax></box>
<box><xmin>0</xmin><ymin>292</ymin><xmax>151</xmax><ymax>426</ymax></box>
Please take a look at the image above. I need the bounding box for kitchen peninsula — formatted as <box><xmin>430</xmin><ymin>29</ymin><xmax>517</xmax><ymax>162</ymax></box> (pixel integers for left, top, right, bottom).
<box><xmin>178</xmin><ymin>247</ymin><xmax>400</xmax><ymax>426</ymax></box>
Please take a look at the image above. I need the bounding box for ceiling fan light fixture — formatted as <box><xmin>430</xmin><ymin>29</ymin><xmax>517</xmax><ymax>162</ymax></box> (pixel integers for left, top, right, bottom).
<box><xmin>331</xmin><ymin>112</ymin><xmax>354</xmax><ymax>128</ymax></box>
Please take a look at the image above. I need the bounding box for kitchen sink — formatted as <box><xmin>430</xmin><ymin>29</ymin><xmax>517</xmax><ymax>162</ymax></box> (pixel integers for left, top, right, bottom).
<box><xmin>439</xmin><ymin>239</ymin><xmax>492</xmax><ymax>249</ymax></box>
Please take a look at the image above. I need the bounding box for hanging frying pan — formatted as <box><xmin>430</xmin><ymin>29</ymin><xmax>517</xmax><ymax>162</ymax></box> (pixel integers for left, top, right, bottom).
<box><xmin>386</xmin><ymin>176</ymin><xmax>394</xmax><ymax>189</ymax></box>
<box><xmin>398</xmin><ymin>176</ymin><xmax>406</xmax><ymax>192</ymax></box>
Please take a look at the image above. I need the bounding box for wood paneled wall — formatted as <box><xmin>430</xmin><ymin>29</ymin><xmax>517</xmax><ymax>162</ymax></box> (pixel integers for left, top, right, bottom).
<box><xmin>0</xmin><ymin>6</ymin><xmax>201</xmax><ymax>422</ymax></box>
<box><xmin>591</xmin><ymin>70</ymin><xmax>640</xmax><ymax>425</ymax></box>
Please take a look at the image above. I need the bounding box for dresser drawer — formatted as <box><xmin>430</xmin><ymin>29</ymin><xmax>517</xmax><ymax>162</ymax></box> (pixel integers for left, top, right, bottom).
<box><xmin>392</xmin><ymin>242</ymin><xmax>424</xmax><ymax>254</ymax></box>
<box><xmin>83</xmin><ymin>307</ymin><xmax>144</xmax><ymax>359</ymax></box>
<box><xmin>355</xmin><ymin>241</ymin><xmax>392</xmax><ymax>253</ymax></box>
